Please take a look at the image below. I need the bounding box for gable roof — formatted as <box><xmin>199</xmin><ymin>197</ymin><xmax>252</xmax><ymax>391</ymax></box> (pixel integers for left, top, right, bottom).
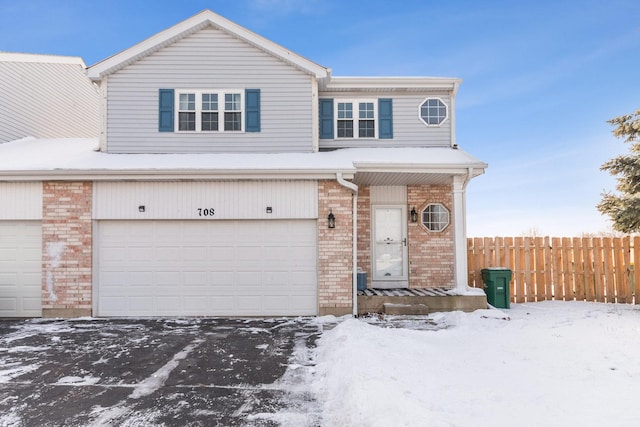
<box><xmin>0</xmin><ymin>53</ymin><xmax>99</xmax><ymax>143</ymax></box>
<box><xmin>87</xmin><ymin>9</ymin><xmax>330</xmax><ymax>81</ymax></box>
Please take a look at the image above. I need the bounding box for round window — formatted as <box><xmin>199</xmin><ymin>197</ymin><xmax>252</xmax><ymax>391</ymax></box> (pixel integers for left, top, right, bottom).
<box><xmin>422</xmin><ymin>204</ymin><xmax>450</xmax><ymax>232</ymax></box>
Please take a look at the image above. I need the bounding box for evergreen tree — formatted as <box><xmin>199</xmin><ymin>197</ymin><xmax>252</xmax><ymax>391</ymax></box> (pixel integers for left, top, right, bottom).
<box><xmin>597</xmin><ymin>109</ymin><xmax>640</xmax><ymax>233</ymax></box>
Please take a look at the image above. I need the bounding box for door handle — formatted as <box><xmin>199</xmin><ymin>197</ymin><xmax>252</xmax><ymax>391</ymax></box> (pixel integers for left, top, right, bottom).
<box><xmin>403</xmin><ymin>238</ymin><xmax>407</xmax><ymax>246</ymax></box>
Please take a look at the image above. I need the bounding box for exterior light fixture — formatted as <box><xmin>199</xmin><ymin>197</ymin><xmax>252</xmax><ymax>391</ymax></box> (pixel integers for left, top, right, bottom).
<box><xmin>410</xmin><ymin>207</ymin><xmax>418</xmax><ymax>223</ymax></box>
<box><xmin>138</xmin><ymin>205</ymin><xmax>146</xmax><ymax>213</ymax></box>
<box><xmin>328</xmin><ymin>210</ymin><xmax>336</xmax><ymax>229</ymax></box>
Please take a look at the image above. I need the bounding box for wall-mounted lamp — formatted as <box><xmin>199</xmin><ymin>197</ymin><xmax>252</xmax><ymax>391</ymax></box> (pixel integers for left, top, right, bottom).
<box><xmin>328</xmin><ymin>210</ymin><xmax>336</xmax><ymax>229</ymax></box>
<box><xmin>410</xmin><ymin>207</ymin><xmax>418</xmax><ymax>223</ymax></box>
<box><xmin>138</xmin><ymin>205</ymin><xmax>146</xmax><ymax>213</ymax></box>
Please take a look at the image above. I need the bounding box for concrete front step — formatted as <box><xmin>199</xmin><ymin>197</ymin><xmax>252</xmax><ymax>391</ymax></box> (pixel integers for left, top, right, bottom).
<box><xmin>358</xmin><ymin>293</ymin><xmax>487</xmax><ymax>315</ymax></box>
<box><xmin>383</xmin><ymin>303</ymin><xmax>429</xmax><ymax>315</ymax></box>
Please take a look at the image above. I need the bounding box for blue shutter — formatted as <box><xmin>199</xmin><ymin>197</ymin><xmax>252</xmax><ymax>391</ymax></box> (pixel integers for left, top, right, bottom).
<box><xmin>245</xmin><ymin>89</ymin><xmax>261</xmax><ymax>132</ymax></box>
<box><xmin>158</xmin><ymin>89</ymin><xmax>174</xmax><ymax>132</ymax></box>
<box><xmin>319</xmin><ymin>98</ymin><xmax>334</xmax><ymax>139</ymax></box>
<box><xmin>378</xmin><ymin>98</ymin><xmax>393</xmax><ymax>139</ymax></box>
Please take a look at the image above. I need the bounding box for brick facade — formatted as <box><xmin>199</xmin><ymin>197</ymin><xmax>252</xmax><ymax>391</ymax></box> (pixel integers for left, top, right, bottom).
<box><xmin>317</xmin><ymin>180</ymin><xmax>354</xmax><ymax>316</ymax></box>
<box><xmin>408</xmin><ymin>185</ymin><xmax>455</xmax><ymax>288</ymax></box>
<box><xmin>42</xmin><ymin>182</ymin><xmax>93</xmax><ymax>317</ymax></box>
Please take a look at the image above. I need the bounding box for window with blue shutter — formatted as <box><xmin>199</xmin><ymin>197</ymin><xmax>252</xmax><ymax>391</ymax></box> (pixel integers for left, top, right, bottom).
<box><xmin>319</xmin><ymin>98</ymin><xmax>334</xmax><ymax>139</ymax></box>
<box><xmin>158</xmin><ymin>89</ymin><xmax>175</xmax><ymax>132</ymax></box>
<box><xmin>245</xmin><ymin>89</ymin><xmax>261</xmax><ymax>132</ymax></box>
<box><xmin>378</xmin><ymin>98</ymin><xmax>393</xmax><ymax>139</ymax></box>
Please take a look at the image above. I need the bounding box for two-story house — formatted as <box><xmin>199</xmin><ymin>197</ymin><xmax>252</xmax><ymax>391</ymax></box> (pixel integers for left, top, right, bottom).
<box><xmin>0</xmin><ymin>10</ymin><xmax>487</xmax><ymax>318</ymax></box>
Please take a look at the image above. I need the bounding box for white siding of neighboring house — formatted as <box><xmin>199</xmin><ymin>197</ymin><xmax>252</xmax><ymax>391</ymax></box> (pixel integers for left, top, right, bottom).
<box><xmin>93</xmin><ymin>181</ymin><xmax>318</xmax><ymax>220</ymax></box>
<box><xmin>0</xmin><ymin>53</ymin><xmax>99</xmax><ymax>143</ymax></box>
<box><xmin>105</xmin><ymin>27</ymin><xmax>315</xmax><ymax>154</ymax></box>
<box><xmin>317</xmin><ymin>92</ymin><xmax>452</xmax><ymax>149</ymax></box>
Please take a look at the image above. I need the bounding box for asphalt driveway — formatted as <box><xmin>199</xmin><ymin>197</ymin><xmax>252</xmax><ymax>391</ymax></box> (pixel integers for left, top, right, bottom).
<box><xmin>0</xmin><ymin>317</ymin><xmax>322</xmax><ymax>426</ymax></box>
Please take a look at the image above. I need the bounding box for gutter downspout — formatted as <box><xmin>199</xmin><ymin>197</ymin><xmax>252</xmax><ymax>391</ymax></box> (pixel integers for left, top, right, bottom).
<box><xmin>336</xmin><ymin>173</ymin><xmax>359</xmax><ymax>316</ymax></box>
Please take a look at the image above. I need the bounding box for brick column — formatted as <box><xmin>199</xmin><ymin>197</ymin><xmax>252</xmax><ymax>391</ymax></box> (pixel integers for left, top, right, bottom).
<box><xmin>42</xmin><ymin>182</ymin><xmax>93</xmax><ymax>317</ymax></box>
<box><xmin>317</xmin><ymin>180</ymin><xmax>353</xmax><ymax>316</ymax></box>
<box><xmin>407</xmin><ymin>185</ymin><xmax>455</xmax><ymax>288</ymax></box>
<box><xmin>356</xmin><ymin>186</ymin><xmax>371</xmax><ymax>285</ymax></box>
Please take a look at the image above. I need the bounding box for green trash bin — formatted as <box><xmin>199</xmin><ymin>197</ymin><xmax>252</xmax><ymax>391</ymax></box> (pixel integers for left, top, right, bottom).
<box><xmin>481</xmin><ymin>268</ymin><xmax>512</xmax><ymax>309</ymax></box>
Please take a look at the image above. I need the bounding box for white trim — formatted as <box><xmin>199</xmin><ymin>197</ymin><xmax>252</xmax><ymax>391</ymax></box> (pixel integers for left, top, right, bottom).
<box><xmin>321</xmin><ymin>76</ymin><xmax>461</xmax><ymax>92</ymax></box>
<box><xmin>87</xmin><ymin>10</ymin><xmax>329</xmax><ymax>80</ymax></box>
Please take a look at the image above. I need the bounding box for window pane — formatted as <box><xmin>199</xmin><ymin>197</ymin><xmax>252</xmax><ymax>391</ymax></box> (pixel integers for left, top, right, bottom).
<box><xmin>178</xmin><ymin>112</ymin><xmax>195</xmax><ymax>131</ymax></box>
<box><xmin>338</xmin><ymin>102</ymin><xmax>353</xmax><ymax>119</ymax></box>
<box><xmin>202</xmin><ymin>93</ymin><xmax>218</xmax><ymax>111</ymax></box>
<box><xmin>421</xmin><ymin>204</ymin><xmax>449</xmax><ymax>231</ymax></box>
<box><xmin>359</xmin><ymin>120</ymin><xmax>375</xmax><ymax>138</ymax></box>
<box><xmin>202</xmin><ymin>112</ymin><xmax>219</xmax><ymax>131</ymax></box>
<box><xmin>225</xmin><ymin>93</ymin><xmax>241</xmax><ymax>111</ymax></box>
<box><xmin>420</xmin><ymin>98</ymin><xmax>446</xmax><ymax>126</ymax></box>
<box><xmin>337</xmin><ymin>120</ymin><xmax>353</xmax><ymax>138</ymax></box>
<box><xmin>224</xmin><ymin>111</ymin><xmax>241</xmax><ymax>131</ymax></box>
<box><xmin>179</xmin><ymin>93</ymin><xmax>195</xmax><ymax>110</ymax></box>
<box><xmin>359</xmin><ymin>102</ymin><xmax>374</xmax><ymax>119</ymax></box>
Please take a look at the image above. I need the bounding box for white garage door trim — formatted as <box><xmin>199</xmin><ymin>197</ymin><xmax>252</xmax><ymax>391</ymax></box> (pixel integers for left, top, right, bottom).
<box><xmin>0</xmin><ymin>221</ymin><xmax>42</xmax><ymax>317</ymax></box>
<box><xmin>96</xmin><ymin>220</ymin><xmax>317</xmax><ymax>317</ymax></box>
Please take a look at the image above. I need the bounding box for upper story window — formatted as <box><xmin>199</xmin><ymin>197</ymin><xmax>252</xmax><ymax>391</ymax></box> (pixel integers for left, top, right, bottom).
<box><xmin>419</xmin><ymin>98</ymin><xmax>448</xmax><ymax>127</ymax></box>
<box><xmin>176</xmin><ymin>90</ymin><xmax>243</xmax><ymax>132</ymax></box>
<box><xmin>336</xmin><ymin>100</ymin><xmax>377</xmax><ymax>139</ymax></box>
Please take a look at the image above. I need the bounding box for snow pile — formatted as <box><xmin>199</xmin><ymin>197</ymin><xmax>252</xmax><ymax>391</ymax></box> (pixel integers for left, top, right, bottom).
<box><xmin>312</xmin><ymin>302</ymin><xmax>640</xmax><ymax>427</ymax></box>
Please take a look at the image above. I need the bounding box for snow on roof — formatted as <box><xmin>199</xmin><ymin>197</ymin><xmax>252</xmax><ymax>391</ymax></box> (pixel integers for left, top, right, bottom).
<box><xmin>0</xmin><ymin>137</ymin><xmax>486</xmax><ymax>180</ymax></box>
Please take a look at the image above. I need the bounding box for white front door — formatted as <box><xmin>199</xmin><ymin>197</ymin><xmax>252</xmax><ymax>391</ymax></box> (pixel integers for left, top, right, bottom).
<box><xmin>372</xmin><ymin>206</ymin><xmax>408</xmax><ymax>288</ymax></box>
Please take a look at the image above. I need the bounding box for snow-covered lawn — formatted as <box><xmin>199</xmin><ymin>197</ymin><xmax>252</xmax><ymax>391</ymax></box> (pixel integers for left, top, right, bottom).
<box><xmin>312</xmin><ymin>301</ymin><xmax>640</xmax><ymax>427</ymax></box>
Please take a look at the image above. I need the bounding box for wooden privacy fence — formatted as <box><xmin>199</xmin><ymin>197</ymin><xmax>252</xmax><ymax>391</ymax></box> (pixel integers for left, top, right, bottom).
<box><xmin>467</xmin><ymin>237</ymin><xmax>639</xmax><ymax>304</ymax></box>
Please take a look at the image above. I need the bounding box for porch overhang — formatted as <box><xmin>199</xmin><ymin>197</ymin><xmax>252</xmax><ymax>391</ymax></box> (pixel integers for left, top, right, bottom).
<box><xmin>352</xmin><ymin>163</ymin><xmax>486</xmax><ymax>186</ymax></box>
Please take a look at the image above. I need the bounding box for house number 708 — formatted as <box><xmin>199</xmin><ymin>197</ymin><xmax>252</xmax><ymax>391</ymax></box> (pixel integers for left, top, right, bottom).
<box><xmin>197</xmin><ymin>208</ymin><xmax>215</xmax><ymax>217</ymax></box>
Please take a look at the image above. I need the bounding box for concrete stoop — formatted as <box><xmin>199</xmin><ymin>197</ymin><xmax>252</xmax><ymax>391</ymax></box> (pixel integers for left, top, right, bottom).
<box><xmin>358</xmin><ymin>293</ymin><xmax>487</xmax><ymax>315</ymax></box>
<box><xmin>383</xmin><ymin>303</ymin><xmax>429</xmax><ymax>315</ymax></box>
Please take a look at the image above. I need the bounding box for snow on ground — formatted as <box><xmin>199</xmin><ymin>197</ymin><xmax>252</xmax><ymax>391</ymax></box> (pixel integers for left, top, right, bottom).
<box><xmin>312</xmin><ymin>301</ymin><xmax>640</xmax><ymax>427</ymax></box>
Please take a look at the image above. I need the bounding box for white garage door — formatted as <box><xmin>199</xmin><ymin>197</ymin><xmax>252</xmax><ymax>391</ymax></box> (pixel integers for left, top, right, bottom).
<box><xmin>0</xmin><ymin>221</ymin><xmax>42</xmax><ymax>317</ymax></box>
<box><xmin>97</xmin><ymin>220</ymin><xmax>317</xmax><ymax>317</ymax></box>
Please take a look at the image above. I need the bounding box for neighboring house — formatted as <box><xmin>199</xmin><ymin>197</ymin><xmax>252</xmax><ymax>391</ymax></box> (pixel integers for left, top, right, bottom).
<box><xmin>0</xmin><ymin>10</ymin><xmax>487</xmax><ymax>318</ymax></box>
<box><xmin>0</xmin><ymin>52</ymin><xmax>99</xmax><ymax>143</ymax></box>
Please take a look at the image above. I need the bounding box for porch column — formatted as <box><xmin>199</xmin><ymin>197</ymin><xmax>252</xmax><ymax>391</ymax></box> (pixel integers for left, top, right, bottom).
<box><xmin>452</xmin><ymin>175</ymin><xmax>469</xmax><ymax>293</ymax></box>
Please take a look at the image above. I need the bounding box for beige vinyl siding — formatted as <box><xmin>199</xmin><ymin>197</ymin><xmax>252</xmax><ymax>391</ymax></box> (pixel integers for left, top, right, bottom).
<box><xmin>93</xmin><ymin>181</ymin><xmax>318</xmax><ymax>220</ymax></box>
<box><xmin>0</xmin><ymin>57</ymin><xmax>99</xmax><ymax>143</ymax></box>
<box><xmin>318</xmin><ymin>92</ymin><xmax>452</xmax><ymax>149</ymax></box>
<box><xmin>106</xmin><ymin>27</ymin><xmax>314</xmax><ymax>153</ymax></box>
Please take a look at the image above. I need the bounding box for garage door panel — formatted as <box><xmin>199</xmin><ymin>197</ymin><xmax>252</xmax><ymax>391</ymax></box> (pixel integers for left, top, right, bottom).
<box><xmin>0</xmin><ymin>298</ymin><xmax>18</xmax><ymax>312</ymax></box>
<box><xmin>0</xmin><ymin>221</ymin><xmax>42</xmax><ymax>317</ymax></box>
<box><xmin>98</xmin><ymin>220</ymin><xmax>317</xmax><ymax>316</ymax></box>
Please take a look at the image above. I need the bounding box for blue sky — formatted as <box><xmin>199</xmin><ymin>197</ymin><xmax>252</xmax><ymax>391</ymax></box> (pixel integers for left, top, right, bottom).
<box><xmin>1</xmin><ymin>0</ymin><xmax>638</xmax><ymax>236</ymax></box>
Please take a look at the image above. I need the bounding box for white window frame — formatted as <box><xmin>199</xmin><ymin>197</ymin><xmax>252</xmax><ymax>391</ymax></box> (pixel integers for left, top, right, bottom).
<box><xmin>334</xmin><ymin>99</ymin><xmax>378</xmax><ymax>139</ymax></box>
<box><xmin>421</xmin><ymin>203</ymin><xmax>450</xmax><ymax>232</ymax></box>
<box><xmin>175</xmin><ymin>90</ymin><xmax>244</xmax><ymax>133</ymax></box>
<box><xmin>418</xmin><ymin>97</ymin><xmax>448</xmax><ymax>127</ymax></box>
